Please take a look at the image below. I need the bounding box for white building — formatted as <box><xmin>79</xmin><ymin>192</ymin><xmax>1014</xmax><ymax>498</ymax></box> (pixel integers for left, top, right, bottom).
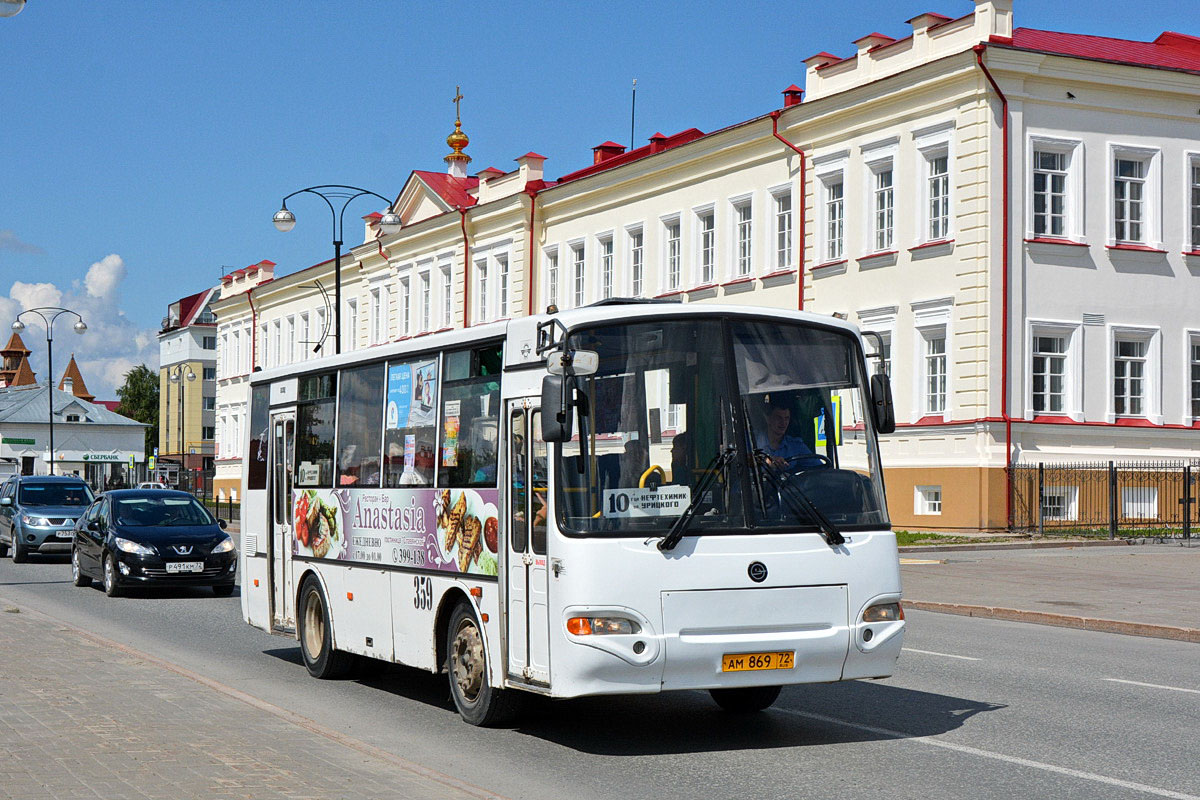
<box><xmin>213</xmin><ymin>0</ymin><xmax>1200</xmax><ymax>528</ymax></box>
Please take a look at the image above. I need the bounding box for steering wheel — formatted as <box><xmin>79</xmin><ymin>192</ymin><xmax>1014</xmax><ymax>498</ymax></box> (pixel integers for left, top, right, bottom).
<box><xmin>783</xmin><ymin>453</ymin><xmax>832</xmax><ymax>471</ymax></box>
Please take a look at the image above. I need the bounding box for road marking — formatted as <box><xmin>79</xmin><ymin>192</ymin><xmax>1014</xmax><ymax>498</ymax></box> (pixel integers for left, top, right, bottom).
<box><xmin>899</xmin><ymin>558</ymin><xmax>943</xmax><ymax>564</ymax></box>
<box><xmin>776</xmin><ymin>708</ymin><xmax>1200</xmax><ymax>800</ymax></box>
<box><xmin>1104</xmin><ymin>678</ymin><xmax>1200</xmax><ymax>695</ymax></box>
<box><xmin>902</xmin><ymin>647</ymin><xmax>980</xmax><ymax>661</ymax></box>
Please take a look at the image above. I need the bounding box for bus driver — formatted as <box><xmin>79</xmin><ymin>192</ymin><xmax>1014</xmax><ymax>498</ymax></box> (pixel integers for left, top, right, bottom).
<box><xmin>755</xmin><ymin>401</ymin><xmax>818</xmax><ymax>469</ymax></box>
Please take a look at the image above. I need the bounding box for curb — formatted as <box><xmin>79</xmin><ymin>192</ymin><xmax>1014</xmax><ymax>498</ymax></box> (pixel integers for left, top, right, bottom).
<box><xmin>905</xmin><ymin>600</ymin><xmax>1200</xmax><ymax>644</ymax></box>
<box><xmin>898</xmin><ymin>539</ymin><xmax>1134</xmax><ymax>554</ymax></box>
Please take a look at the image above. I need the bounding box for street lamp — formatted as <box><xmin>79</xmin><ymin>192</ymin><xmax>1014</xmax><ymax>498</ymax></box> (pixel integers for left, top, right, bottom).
<box><xmin>273</xmin><ymin>185</ymin><xmax>400</xmax><ymax>354</ymax></box>
<box><xmin>167</xmin><ymin>363</ymin><xmax>196</xmax><ymax>484</ymax></box>
<box><xmin>0</xmin><ymin>0</ymin><xmax>26</xmax><ymax>18</ymax></box>
<box><xmin>11</xmin><ymin>307</ymin><xmax>87</xmax><ymax>475</ymax></box>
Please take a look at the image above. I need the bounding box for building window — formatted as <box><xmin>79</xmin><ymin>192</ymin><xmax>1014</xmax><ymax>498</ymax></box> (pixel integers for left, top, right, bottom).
<box><xmin>495</xmin><ymin>257</ymin><xmax>507</xmax><ymax>319</ymax></box>
<box><xmin>203</xmin><ymin>367</ymin><xmax>216</xmax><ymax>381</ymax></box>
<box><xmin>1191</xmin><ymin>161</ymin><xmax>1200</xmax><ymax>252</ymax></box>
<box><xmin>773</xmin><ymin>191</ymin><xmax>792</xmax><ymax>270</ymax></box>
<box><xmin>571</xmin><ymin>243</ymin><xmax>585</xmax><ymax>307</ymax></box>
<box><xmin>1114</xmin><ymin>156</ymin><xmax>1146</xmax><ymax>243</ymax></box>
<box><xmin>1122</xmin><ymin>487</ymin><xmax>1158</xmax><ymax>519</ymax></box>
<box><xmin>545</xmin><ymin>249</ymin><xmax>559</xmax><ymax>308</ymax></box>
<box><xmin>1033</xmin><ymin>150</ymin><xmax>1068</xmax><ymax>238</ymax></box>
<box><xmin>824</xmin><ymin>177</ymin><xmax>844</xmax><ymax>261</ymax></box>
<box><xmin>345</xmin><ymin>299</ymin><xmax>357</xmax><ymax>351</ymax></box>
<box><xmin>872</xmin><ymin>166</ymin><xmax>894</xmax><ymax>252</ymax></box>
<box><xmin>371</xmin><ymin>286</ymin><xmax>385</xmax><ymax>344</ymax></box>
<box><xmin>927</xmin><ymin>154</ymin><xmax>949</xmax><ymax>240</ymax></box>
<box><xmin>202</xmin><ymin>395</ymin><xmax>216</xmax><ymax>411</ymax></box>
<box><xmin>441</xmin><ymin>266</ymin><xmax>453</xmax><ymax>328</ymax></box>
<box><xmin>696</xmin><ymin>209</ymin><xmax>715</xmax><ymax>284</ymax></box>
<box><xmin>270</xmin><ymin>321</ymin><xmax>281</xmax><ymax>367</ymax></box>
<box><xmin>1032</xmin><ymin>334</ymin><xmax>1067</xmax><ymax>414</ymax></box>
<box><xmin>298</xmin><ymin>314</ymin><xmax>309</xmax><ymax>360</ymax></box>
<box><xmin>1113</xmin><ymin>337</ymin><xmax>1147</xmax><ymax>416</ymax></box>
<box><xmin>873</xmin><ymin>332</ymin><xmax>892</xmax><ymax>376</ymax></box>
<box><xmin>599</xmin><ymin>236</ymin><xmax>614</xmax><ymax>299</ymax></box>
<box><xmin>629</xmin><ymin>229</ymin><xmax>644</xmax><ymax>296</ymax></box>
<box><xmin>475</xmin><ymin>261</ymin><xmax>488</xmax><ymax>323</ymax></box>
<box><xmin>1041</xmin><ymin>486</ymin><xmax>1078</xmax><ymax>521</ymax></box>
<box><xmin>923</xmin><ymin>331</ymin><xmax>947</xmax><ymax>415</ymax></box>
<box><xmin>202</xmin><ymin>426</ymin><xmax>215</xmax><ymax>440</ymax></box>
<box><xmin>914</xmin><ymin>485</ymin><xmax>942</xmax><ymax>515</ymax></box>
<box><xmin>733</xmin><ymin>201</ymin><xmax>752</xmax><ymax>277</ymax></box>
<box><xmin>285</xmin><ymin>316</ymin><xmax>296</xmax><ymax>363</ymax></box>
<box><xmin>664</xmin><ymin>219</ymin><xmax>681</xmax><ymax>290</ymax></box>
<box><xmin>202</xmin><ymin>335</ymin><xmax>216</xmax><ymax>350</ymax></box>
<box><xmin>1191</xmin><ymin>338</ymin><xmax>1200</xmax><ymax>419</ymax></box>
<box><xmin>314</xmin><ymin>308</ymin><xmax>326</xmax><ymax>355</ymax></box>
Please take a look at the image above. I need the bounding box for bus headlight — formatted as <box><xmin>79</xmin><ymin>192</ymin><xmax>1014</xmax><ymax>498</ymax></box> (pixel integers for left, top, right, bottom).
<box><xmin>862</xmin><ymin>602</ymin><xmax>904</xmax><ymax>623</ymax></box>
<box><xmin>567</xmin><ymin>616</ymin><xmax>641</xmax><ymax>636</ymax></box>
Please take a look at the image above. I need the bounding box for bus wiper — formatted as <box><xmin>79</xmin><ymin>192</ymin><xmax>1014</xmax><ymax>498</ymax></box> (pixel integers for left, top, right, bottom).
<box><xmin>754</xmin><ymin>451</ymin><xmax>845</xmax><ymax>547</ymax></box>
<box><xmin>657</xmin><ymin>445</ymin><xmax>737</xmax><ymax>552</ymax></box>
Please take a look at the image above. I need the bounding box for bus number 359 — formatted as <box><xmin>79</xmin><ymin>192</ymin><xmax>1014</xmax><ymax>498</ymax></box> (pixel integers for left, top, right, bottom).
<box><xmin>413</xmin><ymin>575</ymin><xmax>433</xmax><ymax>611</ymax></box>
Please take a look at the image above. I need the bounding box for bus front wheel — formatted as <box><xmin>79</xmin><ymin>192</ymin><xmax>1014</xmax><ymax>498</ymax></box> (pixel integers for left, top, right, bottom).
<box><xmin>298</xmin><ymin>576</ymin><xmax>354</xmax><ymax>679</ymax></box>
<box><xmin>709</xmin><ymin>685</ymin><xmax>782</xmax><ymax>713</ymax></box>
<box><xmin>446</xmin><ymin>602</ymin><xmax>519</xmax><ymax>726</ymax></box>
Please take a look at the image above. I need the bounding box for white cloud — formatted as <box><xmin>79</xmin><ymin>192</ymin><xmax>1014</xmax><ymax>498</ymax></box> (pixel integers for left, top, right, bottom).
<box><xmin>84</xmin><ymin>254</ymin><xmax>125</xmax><ymax>299</ymax></box>
<box><xmin>1</xmin><ymin>256</ymin><xmax>157</xmax><ymax>401</ymax></box>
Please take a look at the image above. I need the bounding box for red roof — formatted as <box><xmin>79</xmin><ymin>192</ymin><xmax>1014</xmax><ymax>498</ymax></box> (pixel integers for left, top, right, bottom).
<box><xmin>557</xmin><ymin>129</ymin><xmax>707</xmax><ymax>184</ymax></box>
<box><xmin>518</xmin><ymin>152</ymin><xmax>547</xmax><ymax>161</ymax></box>
<box><xmin>412</xmin><ymin>170</ymin><xmax>479</xmax><ymax>208</ymax></box>
<box><xmin>362</xmin><ymin>211</ymin><xmax>383</xmax><ymax>221</ymax></box>
<box><xmin>95</xmin><ymin>400</ymin><xmax>121</xmax><ymax>412</ymax></box>
<box><xmin>1004</xmin><ymin>28</ymin><xmax>1200</xmax><ymax>74</ymax></box>
<box><xmin>176</xmin><ymin>288</ymin><xmax>214</xmax><ymax>327</ymax></box>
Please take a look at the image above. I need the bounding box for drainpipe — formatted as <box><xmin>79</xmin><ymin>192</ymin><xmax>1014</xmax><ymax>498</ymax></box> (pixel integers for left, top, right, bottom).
<box><xmin>525</xmin><ymin>187</ymin><xmax>539</xmax><ymax>316</ymax></box>
<box><xmin>246</xmin><ymin>289</ymin><xmax>259</xmax><ymax>370</ymax></box>
<box><xmin>769</xmin><ymin>110</ymin><xmax>806</xmax><ymax>311</ymax></box>
<box><xmin>459</xmin><ymin>207</ymin><xmax>471</xmax><ymax>328</ymax></box>
<box><xmin>974</xmin><ymin>43</ymin><xmax>1013</xmax><ymax>530</ymax></box>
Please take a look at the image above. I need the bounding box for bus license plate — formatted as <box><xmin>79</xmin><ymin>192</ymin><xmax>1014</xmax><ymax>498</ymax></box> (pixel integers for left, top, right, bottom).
<box><xmin>721</xmin><ymin>651</ymin><xmax>795</xmax><ymax>672</ymax></box>
<box><xmin>166</xmin><ymin>562</ymin><xmax>203</xmax><ymax>573</ymax></box>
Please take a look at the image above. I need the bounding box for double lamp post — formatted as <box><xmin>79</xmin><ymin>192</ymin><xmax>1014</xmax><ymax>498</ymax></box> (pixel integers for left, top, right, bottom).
<box><xmin>10</xmin><ymin>307</ymin><xmax>87</xmax><ymax>476</ymax></box>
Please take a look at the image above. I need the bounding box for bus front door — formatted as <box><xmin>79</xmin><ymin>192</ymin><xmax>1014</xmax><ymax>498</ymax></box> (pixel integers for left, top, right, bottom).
<box><xmin>268</xmin><ymin>412</ymin><xmax>296</xmax><ymax>632</ymax></box>
<box><xmin>506</xmin><ymin>403</ymin><xmax>550</xmax><ymax>686</ymax></box>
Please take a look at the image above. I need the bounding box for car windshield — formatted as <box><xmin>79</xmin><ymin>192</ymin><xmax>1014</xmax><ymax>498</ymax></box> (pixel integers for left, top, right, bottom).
<box><xmin>555</xmin><ymin>316</ymin><xmax>889</xmax><ymax>536</ymax></box>
<box><xmin>113</xmin><ymin>496</ymin><xmax>213</xmax><ymax>527</ymax></box>
<box><xmin>18</xmin><ymin>483</ymin><xmax>94</xmax><ymax>507</ymax></box>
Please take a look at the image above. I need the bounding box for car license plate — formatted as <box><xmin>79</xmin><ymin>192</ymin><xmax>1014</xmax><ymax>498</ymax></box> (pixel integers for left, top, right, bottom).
<box><xmin>166</xmin><ymin>562</ymin><xmax>204</xmax><ymax>574</ymax></box>
<box><xmin>55</xmin><ymin>531</ymin><xmax>73</xmax><ymax>539</ymax></box>
<box><xmin>721</xmin><ymin>651</ymin><xmax>795</xmax><ymax>672</ymax></box>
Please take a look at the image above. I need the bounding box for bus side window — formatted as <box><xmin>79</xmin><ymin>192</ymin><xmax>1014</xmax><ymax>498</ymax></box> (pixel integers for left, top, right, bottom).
<box><xmin>510</xmin><ymin>410</ymin><xmax>528</xmax><ymax>553</ymax></box>
<box><xmin>530</xmin><ymin>411</ymin><xmax>548</xmax><ymax>555</ymax></box>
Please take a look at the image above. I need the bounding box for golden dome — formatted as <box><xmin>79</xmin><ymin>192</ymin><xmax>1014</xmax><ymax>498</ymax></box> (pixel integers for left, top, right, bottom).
<box><xmin>445</xmin><ymin>119</ymin><xmax>470</xmax><ymax>163</ymax></box>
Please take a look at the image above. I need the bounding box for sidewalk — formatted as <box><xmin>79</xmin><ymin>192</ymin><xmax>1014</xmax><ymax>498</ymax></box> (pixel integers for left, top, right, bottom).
<box><xmin>0</xmin><ymin>602</ymin><xmax>503</xmax><ymax>800</ymax></box>
<box><xmin>900</xmin><ymin>539</ymin><xmax>1200</xmax><ymax>643</ymax></box>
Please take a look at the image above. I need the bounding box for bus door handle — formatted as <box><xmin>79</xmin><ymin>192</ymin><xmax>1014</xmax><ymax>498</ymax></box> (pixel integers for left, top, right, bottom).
<box><xmin>521</xmin><ymin>552</ymin><xmax>534</xmax><ymax>566</ymax></box>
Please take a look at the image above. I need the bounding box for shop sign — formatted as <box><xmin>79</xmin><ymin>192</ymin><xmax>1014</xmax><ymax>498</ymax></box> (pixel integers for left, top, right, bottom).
<box><xmin>1</xmin><ymin>437</ymin><xmax>35</xmax><ymax>446</ymax></box>
<box><xmin>81</xmin><ymin>453</ymin><xmax>128</xmax><ymax>462</ymax></box>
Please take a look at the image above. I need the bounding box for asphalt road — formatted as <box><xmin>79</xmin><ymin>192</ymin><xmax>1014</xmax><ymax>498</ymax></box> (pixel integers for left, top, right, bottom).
<box><xmin>3</xmin><ymin>553</ymin><xmax>1198</xmax><ymax>800</ymax></box>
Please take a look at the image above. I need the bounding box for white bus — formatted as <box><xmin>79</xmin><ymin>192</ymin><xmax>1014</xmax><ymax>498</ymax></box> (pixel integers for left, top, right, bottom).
<box><xmin>240</xmin><ymin>301</ymin><xmax>904</xmax><ymax>725</ymax></box>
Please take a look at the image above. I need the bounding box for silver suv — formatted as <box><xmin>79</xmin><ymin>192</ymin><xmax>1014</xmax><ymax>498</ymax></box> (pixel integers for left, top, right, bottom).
<box><xmin>0</xmin><ymin>476</ymin><xmax>95</xmax><ymax>562</ymax></box>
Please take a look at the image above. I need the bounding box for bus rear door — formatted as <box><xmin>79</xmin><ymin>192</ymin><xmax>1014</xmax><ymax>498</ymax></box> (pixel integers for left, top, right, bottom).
<box><xmin>506</xmin><ymin>402</ymin><xmax>550</xmax><ymax>685</ymax></box>
<box><xmin>268</xmin><ymin>411</ymin><xmax>296</xmax><ymax>631</ymax></box>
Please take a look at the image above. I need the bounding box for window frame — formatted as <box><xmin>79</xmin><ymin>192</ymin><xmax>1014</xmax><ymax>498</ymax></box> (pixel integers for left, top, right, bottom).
<box><xmin>1025</xmin><ymin>321</ymin><xmax>1082</xmax><ymax>420</ymax></box>
<box><xmin>1109</xmin><ymin>144</ymin><xmax>1161</xmax><ymax>248</ymax></box>
<box><xmin>1026</xmin><ymin>136</ymin><xmax>1083</xmax><ymax>243</ymax></box>
<box><xmin>729</xmin><ymin>195</ymin><xmax>753</xmax><ymax>278</ymax></box>
<box><xmin>813</xmin><ymin>151</ymin><xmax>847</xmax><ymax>265</ymax></box>
<box><xmin>769</xmin><ymin>185</ymin><xmax>794</xmax><ymax>271</ymax></box>
<box><xmin>569</xmin><ymin>240</ymin><xmax>586</xmax><ymax>308</ymax></box>
<box><xmin>543</xmin><ymin>246</ymin><xmax>560</xmax><ymax>310</ymax></box>
<box><xmin>597</xmin><ymin>233</ymin><xmax>615</xmax><ymax>300</ymax></box>
<box><xmin>693</xmin><ymin>204</ymin><xmax>716</xmax><ymax>286</ymax></box>
<box><xmin>1109</xmin><ymin>325</ymin><xmax>1160</xmax><ymax>423</ymax></box>
<box><xmin>868</xmin><ymin>159</ymin><xmax>895</xmax><ymax>253</ymax></box>
<box><xmin>1188</xmin><ymin>331</ymin><xmax>1200</xmax><ymax>424</ymax></box>
<box><xmin>626</xmin><ymin>225</ymin><xmax>644</xmax><ymax>297</ymax></box>
<box><xmin>914</xmin><ymin>485</ymin><xmax>943</xmax><ymax>516</ymax></box>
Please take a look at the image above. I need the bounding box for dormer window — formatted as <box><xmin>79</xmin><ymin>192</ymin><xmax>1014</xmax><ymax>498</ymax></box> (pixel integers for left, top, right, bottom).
<box><xmin>66</xmin><ymin>414</ymin><xmax>82</xmax><ymax>422</ymax></box>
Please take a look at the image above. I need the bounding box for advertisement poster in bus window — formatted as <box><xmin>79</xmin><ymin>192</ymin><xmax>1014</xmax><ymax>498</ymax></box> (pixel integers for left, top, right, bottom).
<box><xmin>386</xmin><ymin>360</ymin><xmax>438</xmax><ymax>431</ymax></box>
<box><xmin>442</xmin><ymin>400</ymin><xmax>461</xmax><ymax>467</ymax></box>
<box><xmin>292</xmin><ymin>487</ymin><xmax>499</xmax><ymax>575</ymax></box>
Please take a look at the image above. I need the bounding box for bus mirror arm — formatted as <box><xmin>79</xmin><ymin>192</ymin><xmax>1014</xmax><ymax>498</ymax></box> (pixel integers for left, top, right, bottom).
<box><xmin>870</xmin><ymin>373</ymin><xmax>896</xmax><ymax>435</ymax></box>
<box><xmin>541</xmin><ymin>374</ymin><xmax>574</xmax><ymax>443</ymax></box>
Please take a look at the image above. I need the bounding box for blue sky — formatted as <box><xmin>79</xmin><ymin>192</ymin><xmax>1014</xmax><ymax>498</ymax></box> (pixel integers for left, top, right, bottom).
<box><xmin>0</xmin><ymin>0</ymin><xmax>1194</xmax><ymax>397</ymax></box>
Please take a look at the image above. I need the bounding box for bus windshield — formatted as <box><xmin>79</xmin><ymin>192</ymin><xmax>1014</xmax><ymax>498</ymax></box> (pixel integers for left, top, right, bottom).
<box><xmin>556</xmin><ymin>317</ymin><xmax>889</xmax><ymax>536</ymax></box>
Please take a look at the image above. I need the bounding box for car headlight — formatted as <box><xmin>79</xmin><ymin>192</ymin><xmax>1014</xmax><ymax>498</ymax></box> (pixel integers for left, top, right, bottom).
<box><xmin>211</xmin><ymin>536</ymin><xmax>235</xmax><ymax>554</ymax></box>
<box><xmin>862</xmin><ymin>602</ymin><xmax>904</xmax><ymax>623</ymax></box>
<box><xmin>567</xmin><ymin>616</ymin><xmax>641</xmax><ymax>635</ymax></box>
<box><xmin>114</xmin><ymin>537</ymin><xmax>156</xmax><ymax>557</ymax></box>
<box><xmin>20</xmin><ymin>514</ymin><xmax>49</xmax><ymax>527</ymax></box>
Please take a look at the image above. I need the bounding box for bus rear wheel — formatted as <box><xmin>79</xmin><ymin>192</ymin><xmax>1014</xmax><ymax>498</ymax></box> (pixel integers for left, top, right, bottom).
<box><xmin>298</xmin><ymin>576</ymin><xmax>354</xmax><ymax>679</ymax></box>
<box><xmin>446</xmin><ymin>602</ymin><xmax>519</xmax><ymax>727</ymax></box>
<box><xmin>709</xmin><ymin>685</ymin><xmax>782</xmax><ymax>713</ymax></box>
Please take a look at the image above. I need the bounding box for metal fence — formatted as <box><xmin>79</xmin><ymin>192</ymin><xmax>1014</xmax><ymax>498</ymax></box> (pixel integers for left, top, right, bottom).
<box><xmin>1011</xmin><ymin>460</ymin><xmax>1198</xmax><ymax>538</ymax></box>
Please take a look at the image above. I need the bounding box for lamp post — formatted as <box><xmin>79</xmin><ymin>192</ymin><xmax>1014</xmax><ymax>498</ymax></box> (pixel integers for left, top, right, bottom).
<box><xmin>11</xmin><ymin>307</ymin><xmax>87</xmax><ymax>476</ymax></box>
<box><xmin>273</xmin><ymin>186</ymin><xmax>400</xmax><ymax>354</ymax></box>
<box><xmin>167</xmin><ymin>363</ymin><xmax>196</xmax><ymax>484</ymax></box>
<box><xmin>0</xmin><ymin>0</ymin><xmax>26</xmax><ymax>18</ymax></box>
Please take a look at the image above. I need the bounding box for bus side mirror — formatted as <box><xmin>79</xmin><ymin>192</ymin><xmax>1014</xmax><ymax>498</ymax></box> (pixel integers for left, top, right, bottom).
<box><xmin>870</xmin><ymin>373</ymin><xmax>896</xmax><ymax>434</ymax></box>
<box><xmin>541</xmin><ymin>375</ymin><xmax>573</xmax><ymax>443</ymax></box>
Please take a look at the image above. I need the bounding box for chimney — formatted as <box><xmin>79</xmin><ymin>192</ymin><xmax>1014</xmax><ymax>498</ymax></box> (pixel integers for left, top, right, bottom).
<box><xmin>476</xmin><ymin>166</ymin><xmax>505</xmax><ymax>181</ymax></box>
<box><xmin>516</xmin><ymin>152</ymin><xmax>546</xmax><ymax>184</ymax></box>
<box><xmin>781</xmin><ymin>85</ymin><xmax>804</xmax><ymax>107</ymax></box>
<box><xmin>973</xmin><ymin>0</ymin><xmax>1013</xmax><ymax>40</ymax></box>
<box><xmin>62</xmin><ymin>377</ymin><xmax>73</xmax><ymax>394</ymax></box>
<box><xmin>803</xmin><ymin>51</ymin><xmax>840</xmax><ymax>70</ymax></box>
<box><xmin>592</xmin><ymin>141</ymin><xmax>627</xmax><ymax>164</ymax></box>
<box><xmin>853</xmin><ymin>32</ymin><xmax>896</xmax><ymax>57</ymax></box>
<box><xmin>648</xmin><ymin>132</ymin><xmax>668</xmax><ymax>154</ymax></box>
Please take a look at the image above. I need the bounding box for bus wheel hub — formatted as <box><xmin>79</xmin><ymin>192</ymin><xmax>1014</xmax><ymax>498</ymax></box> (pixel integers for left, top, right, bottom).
<box><xmin>452</xmin><ymin>622</ymin><xmax>484</xmax><ymax>700</ymax></box>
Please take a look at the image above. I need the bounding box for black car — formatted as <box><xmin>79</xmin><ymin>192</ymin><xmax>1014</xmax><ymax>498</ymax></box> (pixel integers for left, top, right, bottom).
<box><xmin>71</xmin><ymin>489</ymin><xmax>236</xmax><ymax>597</ymax></box>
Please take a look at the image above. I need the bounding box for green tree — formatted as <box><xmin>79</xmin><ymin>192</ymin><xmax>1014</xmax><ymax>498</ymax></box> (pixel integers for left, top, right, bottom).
<box><xmin>115</xmin><ymin>364</ymin><xmax>159</xmax><ymax>454</ymax></box>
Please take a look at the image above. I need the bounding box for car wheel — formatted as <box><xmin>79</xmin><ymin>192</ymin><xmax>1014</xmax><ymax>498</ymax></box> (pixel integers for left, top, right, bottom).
<box><xmin>11</xmin><ymin>533</ymin><xmax>27</xmax><ymax>563</ymax></box>
<box><xmin>212</xmin><ymin>584</ymin><xmax>235</xmax><ymax>597</ymax></box>
<box><xmin>709</xmin><ymin>685</ymin><xmax>782</xmax><ymax>713</ymax></box>
<box><xmin>71</xmin><ymin>548</ymin><xmax>91</xmax><ymax>588</ymax></box>
<box><xmin>103</xmin><ymin>554</ymin><xmax>122</xmax><ymax>597</ymax></box>
<box><xmin>446</xmin><ymin>601</ymin><xmax>520</xmax><ymax>726</ymax></box>
<box><xmin>297</xmin><ymin>575</ymin><xmax>353</xmax><ymax>679</ymax></box>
